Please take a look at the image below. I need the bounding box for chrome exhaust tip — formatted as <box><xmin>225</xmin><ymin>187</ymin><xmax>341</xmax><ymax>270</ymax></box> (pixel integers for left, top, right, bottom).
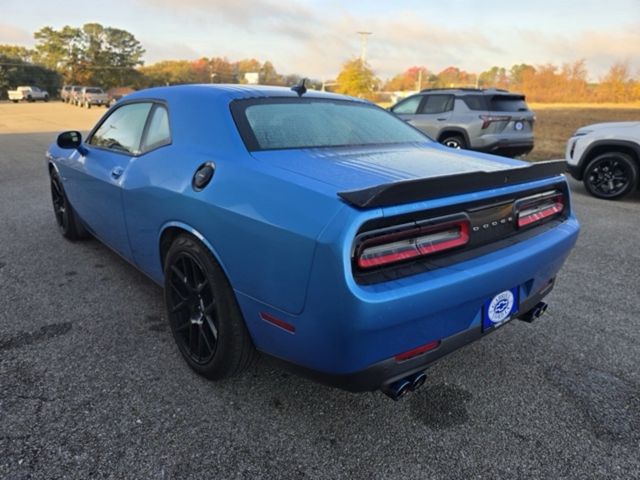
<box><xmin>382</xmin><ymin>378</ymin><xmax>412</xmax><ymax>401</ymax></box>
<box><xmin>408</xmin><ymin>372</ymin><xmax>427</xmax><ymax>391</ymax></box>
<box><xmin>518</xmin><ymin>301</ymin><xmax>548</xmax><ymax>323</ymax></box>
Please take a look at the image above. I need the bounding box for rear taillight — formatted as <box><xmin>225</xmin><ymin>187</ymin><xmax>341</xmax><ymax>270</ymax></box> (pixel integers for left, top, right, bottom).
<box><xmin>356</xmin><ymin>218</ymin><xmax>470</xmax><ymax>269</ymax></box>
<box><xmin>480</xmin><ymin>115</ymin><xmax>511</xmax><ymax>129</ymax></box>
<box><xmin>515</xmin><ymin>191</ymin><xmax>565</xmax><ymax>228</ymax></box>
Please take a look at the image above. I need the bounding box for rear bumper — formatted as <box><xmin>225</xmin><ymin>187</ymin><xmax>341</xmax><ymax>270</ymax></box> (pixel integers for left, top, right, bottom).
<box><xmin>269</xmin><ymin>279</ymin><xmax>555</xmax><ymax>392</ymax></box>
<box><xmin>238</xmin><ymin>212</ymin><xmax>579</xmax><ymax>391</ymax></box>
<box><xmin>477</xmin><ymin>141</ymin><xmax>534</xmax><ymax>157</ymax></box>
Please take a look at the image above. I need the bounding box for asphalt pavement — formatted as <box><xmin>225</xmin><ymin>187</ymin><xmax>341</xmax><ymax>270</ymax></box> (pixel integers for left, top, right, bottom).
<box><xmin>1</xmin><ymin>103</ymin><xmax>639</xmax><ymax>479</ymax></box>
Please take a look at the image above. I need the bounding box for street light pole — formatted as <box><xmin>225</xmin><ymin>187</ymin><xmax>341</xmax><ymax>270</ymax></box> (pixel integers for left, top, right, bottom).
<box><xmin>356</xmin><ymin>31</ymin><xmax>372</xmax><ymax>64</ymax></box>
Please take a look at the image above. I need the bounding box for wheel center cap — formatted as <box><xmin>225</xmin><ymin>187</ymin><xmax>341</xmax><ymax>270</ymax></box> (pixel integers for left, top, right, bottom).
<box><xmin>190</xmin><ymin>308</ymin><xmax>203</xmax><ymax>325</ymax></box>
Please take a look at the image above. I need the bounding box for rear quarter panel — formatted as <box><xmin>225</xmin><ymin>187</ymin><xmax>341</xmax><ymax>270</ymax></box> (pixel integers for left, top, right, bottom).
<box><xmin>122</xmin><ymin>91</ymin><xmax>344</xmax><ymax>314</ymax></box>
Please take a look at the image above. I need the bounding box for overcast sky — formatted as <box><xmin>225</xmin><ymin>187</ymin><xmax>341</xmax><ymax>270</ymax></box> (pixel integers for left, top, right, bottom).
<box><xmin>2</xmin><ymin>0</ymin><xmax>639</xmax><ymax>80</ymax></box>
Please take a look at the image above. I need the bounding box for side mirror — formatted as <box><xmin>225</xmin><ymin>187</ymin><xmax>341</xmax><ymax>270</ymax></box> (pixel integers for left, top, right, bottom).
<box><xmin>57</xmin><ymin>131</ymin><xmax>83</xmax><ymax>150</ymax></box>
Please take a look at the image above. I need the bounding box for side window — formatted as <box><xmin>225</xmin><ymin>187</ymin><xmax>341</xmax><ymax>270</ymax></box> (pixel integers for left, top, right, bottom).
<box><xmin>391</xmin><ymin>95</ymin><xmax>421</xmax><ymax>114</ymax></box>
<box><xmin>420</xmin><ymin>95</ymin><xmax>454</xmax><ymax>114</ymax></box>
<box><xmin>89</xmin><ymin>102</ymin><xmax>152</xmax><ymax>154</ymax></box>
<box><xmin>141</xmin><ymin>105</ymin><xmax>171</xmax><ymax>151</ymax></box>
<box><xmin>462</xmin><ymin>95</ymin><xmax>487</xmax><ymax>111</ymax></box>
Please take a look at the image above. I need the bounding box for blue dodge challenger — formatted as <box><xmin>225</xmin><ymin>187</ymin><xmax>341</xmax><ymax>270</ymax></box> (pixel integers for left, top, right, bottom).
<box><xmin>47</xmin><ymin>84</ymin><xmax>579</xmax><ymax>399</ymax></box>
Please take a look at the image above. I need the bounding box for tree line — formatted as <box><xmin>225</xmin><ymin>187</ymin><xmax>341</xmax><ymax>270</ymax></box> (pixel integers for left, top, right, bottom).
<box><xmin>1</xmin><ymin>23</ymin><xmax>639</xmax><ymax>104</ymax></box>
<box><xmin>0</xmin><ymin>23</ymin><xmax>315</xmax><ymax>97</ymax></box>
<box><xmin>381</xmin><ymin>60</ymin><xmax>640</xmax><ymax>103</ymax></box>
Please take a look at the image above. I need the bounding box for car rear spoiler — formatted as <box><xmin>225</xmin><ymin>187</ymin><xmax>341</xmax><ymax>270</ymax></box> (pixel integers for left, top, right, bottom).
<box><xmin>337</xmin><ymin>160</ymin><xmax>567</xmax><ymax>209</ymax></box>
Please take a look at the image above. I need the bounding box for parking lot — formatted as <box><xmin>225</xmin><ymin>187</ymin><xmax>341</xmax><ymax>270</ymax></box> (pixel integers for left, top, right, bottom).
<box><xmin>0</xmin><ymin>102</ymin><xmax>639</xmax><ymax>479</ymax></box>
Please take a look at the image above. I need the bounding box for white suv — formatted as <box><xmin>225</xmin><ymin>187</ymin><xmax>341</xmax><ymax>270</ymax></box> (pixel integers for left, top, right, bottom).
<box><xmin>566</xmin><ymin>122</ymin><xmax>640</xmax><ymax>199</ymax></box>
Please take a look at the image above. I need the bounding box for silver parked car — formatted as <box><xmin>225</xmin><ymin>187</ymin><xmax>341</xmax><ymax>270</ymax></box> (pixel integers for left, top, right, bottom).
<box><xmin>78</xmin><ymin>87</ymin><xmax>109</xmax><ymax>108</ymax></box>
<box><xmin>566</xmin><ymin>121</ymin><xmax>640</xmax><ymax>199</ymax></box>
<box><xmin>69</xmin><ymin>86</ymin><xmax>84</xmax><ymax>105</ymax></box>
<box><xmin>390</xmin><ymin>88</ymin><xmax>535</xmax><ymax>157</ymax></box>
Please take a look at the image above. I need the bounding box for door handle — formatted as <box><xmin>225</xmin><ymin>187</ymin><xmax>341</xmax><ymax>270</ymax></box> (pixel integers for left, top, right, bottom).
<box><xmin>437</xmin><ymin>118</ymin><xmax>447</xmax><ymax>121</ymax></box>
<box><xmin>111</xmin><ymin>167</ymin><xmax>124</xmax><ymax>179</ymax></box>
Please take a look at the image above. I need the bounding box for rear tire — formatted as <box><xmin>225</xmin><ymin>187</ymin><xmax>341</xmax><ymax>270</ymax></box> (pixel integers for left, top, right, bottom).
<box><xmin>583</xmin><ymin>152</ymin><xmax>638</xmax><ymax>200</ymax></box>
<box><xmin>440</xmin><ymin>134</ymin><xmax>467</xmax><ymax>150</ymax></box>
<box><xmin>50</xmin><ymin>171</ymin><xmax>89</xmax><ymax>240</ymax></box>
<box><xmin>164</xmin><ymin>234</ymin><xmax>257</xmax><ymax>380</ymax></box>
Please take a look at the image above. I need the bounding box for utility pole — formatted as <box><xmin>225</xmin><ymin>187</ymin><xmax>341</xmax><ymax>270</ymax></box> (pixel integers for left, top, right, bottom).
<box><xmin>356</xmin><ymin>31</ymin><xmax>372</xmax><ymax>64</ymax></box>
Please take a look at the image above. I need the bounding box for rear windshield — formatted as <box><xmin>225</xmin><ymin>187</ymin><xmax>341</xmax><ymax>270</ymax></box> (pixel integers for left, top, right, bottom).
<box><xmin>85</xmin><ymin>88</ymin><xmax>103</xmax><ymax>94</ymax></box>
<box><xmin>231</xmin><ymin>98</ymin><xmax>428</xmax><ymax>151</ymax></box>
<box><xmin>489</xmin><ymin>95</ymin><xmax>529</xmax><ymax>112</ymax></box>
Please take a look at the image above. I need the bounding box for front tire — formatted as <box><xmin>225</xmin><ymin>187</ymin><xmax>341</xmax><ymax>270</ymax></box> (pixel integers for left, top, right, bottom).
<box><xmin>50</xmin><ymin>171</ymin><xmax>89</xmax><ymax>240</ymax></box>
<box><xmin>164</xmin><ymin>234</ymin><xmax>256</xmax><ymax>380</ymax></box>
<box><xmin>583</xmin><ymin>152</ymin><xmax>638</xmax><ymax>199</ymax></box>
<box><xmin>440</xmin><ymin>134</ymin><xmax>466</xmax><ymax>150</ymax></box>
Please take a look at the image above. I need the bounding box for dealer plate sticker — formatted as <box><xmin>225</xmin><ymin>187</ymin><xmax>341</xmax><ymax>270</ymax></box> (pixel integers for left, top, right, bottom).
<box><xmin>514</xmin><ymin>121</ymin><xmax>524</xmax><ymax>131</ymax></box>
<box><xmin>483</xmin><ymin>288</ymin><xmax>519</xmax><ymax>331</ymax></box>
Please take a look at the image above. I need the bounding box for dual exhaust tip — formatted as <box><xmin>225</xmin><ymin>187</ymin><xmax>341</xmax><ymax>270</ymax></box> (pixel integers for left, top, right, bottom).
<box><xmin>383</xmin><ymin>371</ymin><xmax>427</xmax><ymax>401</ymax></box>
<box><xmin>518</xmin><ymin>301</ymin><xmax>548</xmax><ymax>323</ymax></box>
<box><xmin>382</xmin><ymin>301</ymin><xmax>549</xmax><ymax>400</ymax></box>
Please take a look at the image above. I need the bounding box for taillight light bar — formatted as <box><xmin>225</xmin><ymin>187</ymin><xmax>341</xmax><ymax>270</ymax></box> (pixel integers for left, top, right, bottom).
<box><xmin>356</xmin><ymin>217</ymin><xmax>470</xmax><ymax>269</ymax></box>
<box><xmin>479</xmin><ymin>115</ymin><xmax>511</xmax><ymax>129</ymax></box>
<box><xmin>515</xmin><ymin>190</ymin><xmax>565</xmax><ymax>228</ymax></box>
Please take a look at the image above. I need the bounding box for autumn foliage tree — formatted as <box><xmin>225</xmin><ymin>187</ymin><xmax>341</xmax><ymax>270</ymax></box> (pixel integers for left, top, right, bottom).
<box><xmin>434</xmin><ymin>67</ymin><xmax>475</xmax><ymax>88</ymax></box>
<box><xmin>596</xmin><ymin>62</ymin><xmax>633</xmax><ymax>102</ymax></box>
<box><xmin>385</xmin><ymin>66</ymin><xmax>430</xmax><ymax>91</ymax></box>
<box><xmin>478</xmin><ymin>66</ymin><xmax>508</xmax><ymax>89</ymax></box>
<box><xmin>335</xmin><ymin>59</ymin><xmax>380</xmax><ymax>99</ymax></box>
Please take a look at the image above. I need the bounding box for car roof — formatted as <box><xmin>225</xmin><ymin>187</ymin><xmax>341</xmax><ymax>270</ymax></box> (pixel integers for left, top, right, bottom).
<box><xmin>124</xmin><ymin>84</ymin><xmax>368</xmax><ymax>104</ymax></box>
<box><xmin>418</xmin><ymin>87</ymin><xmax>523</xmax><ymax>97</ymax></box>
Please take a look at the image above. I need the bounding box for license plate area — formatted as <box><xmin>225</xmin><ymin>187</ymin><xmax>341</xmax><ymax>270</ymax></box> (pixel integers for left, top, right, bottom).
<box><xmin>482</xmin><ymin>288</ymin><xmax>519</xmax><ymax>332</ymax></box>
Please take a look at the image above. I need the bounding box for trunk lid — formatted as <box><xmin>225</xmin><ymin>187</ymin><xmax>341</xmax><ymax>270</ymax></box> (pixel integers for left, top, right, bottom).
<box><xmin>250</xmin><ymin>143</ymin><xmax>523</xmax><ymax>192</ymax></box>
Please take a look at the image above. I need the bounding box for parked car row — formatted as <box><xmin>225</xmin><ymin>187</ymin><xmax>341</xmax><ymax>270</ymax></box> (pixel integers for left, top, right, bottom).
<box><xmin>8</xmin><ymin>86</ymin><xmax>49</xmax><ymax>102</ymax></box>
<box><xmin>388</xmin><ymin>88</ymin><xmax>639</xmax><ymax>200</ymax></box>
<box><xmin>60</xmin><ymin>85</ymin><xmax>110</xmax><ymax>108</ymax></box>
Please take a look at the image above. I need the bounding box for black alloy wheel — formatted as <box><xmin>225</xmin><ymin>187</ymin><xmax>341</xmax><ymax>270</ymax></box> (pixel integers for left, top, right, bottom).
<box><xmin>440</xmin><ymin>135</ymin><xmax>466</xmax><ymax>150</ymax></box>
<box><xmin>50</xmin><ymin>172</ymin><xmax>88</xmax><ymax>240</ymax></box>
<box><xmin>51</xmin><ymin>174</ymin><xmax>69</xmax><ymax>233</ymax></box>
<box><xmin>584</xmin><ymin>152</ymin><xmax>638</xmax><ymax>200</ymax></box>
<box><xmin>166</xmin><ymin>251</ymin><xmax>219</xmax><ymax>365</ymax></box>
<box><xmin>164</xmin><ymin>234</ymin><xmax>256</xmax><ymax>379</ymax></box>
